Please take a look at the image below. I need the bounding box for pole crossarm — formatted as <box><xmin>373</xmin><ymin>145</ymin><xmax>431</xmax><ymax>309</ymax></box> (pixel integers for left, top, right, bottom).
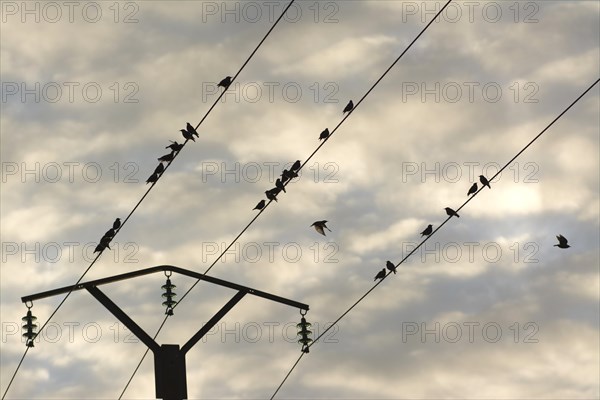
<box><xmin>21</xmin><ymin>265</ymin><xmax>309</xmax><ymax>311</ymax></box>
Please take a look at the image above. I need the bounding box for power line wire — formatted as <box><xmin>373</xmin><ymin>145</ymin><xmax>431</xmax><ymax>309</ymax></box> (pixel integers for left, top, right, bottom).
<box><xmin>269</xmin><ymin>77</ymin><xmax>600</xmax><ymax>399</ymax></box>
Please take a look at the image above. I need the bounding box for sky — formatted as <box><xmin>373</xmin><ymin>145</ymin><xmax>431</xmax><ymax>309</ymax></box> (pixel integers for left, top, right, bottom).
<box><xmin>1</xmin><ymin>0</ymin><xmax>599</xmax><ymax>399</ymax></box>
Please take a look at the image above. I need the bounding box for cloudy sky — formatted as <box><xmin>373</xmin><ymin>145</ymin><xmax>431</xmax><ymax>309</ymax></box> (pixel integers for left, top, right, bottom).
<box><xmin>1</xmin><ymin>1</ymin><xmax>599</xmax><ymax>399</ymax></box>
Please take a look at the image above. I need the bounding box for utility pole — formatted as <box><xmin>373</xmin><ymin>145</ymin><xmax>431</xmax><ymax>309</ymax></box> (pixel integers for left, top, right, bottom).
<box><xmin>22</xmin><ymin>265</ymin><xmax>309</xmax><ymax>400</ymax></box>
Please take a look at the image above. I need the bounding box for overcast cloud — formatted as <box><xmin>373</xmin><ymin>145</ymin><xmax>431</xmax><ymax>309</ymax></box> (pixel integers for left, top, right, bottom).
<box><xmin>1</xmin><ymin>1</ymin><xmax>599</xmax><ymax>399</ymax></box>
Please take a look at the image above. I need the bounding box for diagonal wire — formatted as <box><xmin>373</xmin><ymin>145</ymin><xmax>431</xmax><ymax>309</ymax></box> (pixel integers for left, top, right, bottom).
<box><xmin>116</xmin><ymin>1</ymin><xmax>298</xmax><ymax>398</ymax></box>
<box><xmin>3</xmin><ymin>2</ymin><xmax>297</xmax><ymax>399</ymax></box>
<box><xmin>269</xmin><ymin>77</ymin><xmax>600</xmax><ymax>399</ymax></box>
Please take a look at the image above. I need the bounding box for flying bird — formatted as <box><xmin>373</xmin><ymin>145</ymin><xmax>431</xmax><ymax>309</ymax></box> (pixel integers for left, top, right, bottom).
<box><xmin>180</xmin><ymin>129</ymin><xmax>196</xmax><ymax>142</ymax></box>
<box><xmin>311</xmin><ymin>220</ymin><xmax>331</xmax><ymax>236</ymax></box>
<box><xmin>275</xmin><ymin>178</ymin><xmax>286</xmax><ymax>193</ymax></box>
<box><xmin>253</xmin><ymin>199</ymin><xmax>266</xmax><ymax>210</ymax></box>
<box><xmin>374</xmin><ymin>268</ymin><xmax>386</xmax><ymax>281</ymax></box>
<box><xmin>146</xmin><ymin>173</ymin><xmax>159</xmax><ymax>184</ymax></box>
<box><xmin>291</xmin><ymin>160</ymin><xmax>301</xmax><ymax>172</ymax></box>
<box><xmin>158</xmin><ymin>151</ymin><xmax>175</xmax><ymax>162</ymax></box>
<box><xmin>113</xmin><ymin>218</ymin><xmax>121</xmax><ymax>230</ymax></box>
<box><xmin>186</xmin><ymin>123</ymin><xmax>199</xmax><ymax>138</ymax></box>
<box><xmin>420</xmin><ymin>224</ymin><xmax>433</xmax><ymax>237</ymax></box>
<box><xmin>218</xmin><ymin>76</ymin><xmax>232</xmax><ymax>89</ymax></box>
<box><xmin>554</xmin><ymin>234</ymin><xmax>570</xmax><ymax>249</ymax></box>
<box><xmin>154</xmin><ymin>163</ymin><xmax>165</xmax><ymax>176</ymax></box>
<box><xmin>343</xmin><ymin>100</ymin><xmax>354</xmax><ymax>114</ymax></box>
<box><xmin>319</xmin><ymin>128</ymin><xmax>330</xmax><ymax>141</ymax></box>
<box><xmin>445</xmin><ymin>207</ymin><xmax>460</xmax><ymax>218</ymax></box>
<box><xmin>386</xmin><ymin>261</ymin><xmax>397</xmax><ymax>274</ymax></box>
<box><xmin>166</xmin><ymin>141</ymin><xmax>184</xmax><ymax>152</ymax></box>
<box><xmin>479</xmin><ymin>175</ymin><xmax>491</xmax><ymax>189</ymax></box>
<box><xmin>467</xmin><ymin>182</ymin><xmax>478</xmax><ymax>196</ymax></box>
<box><xmin>265</xmin><ymin>189</ymin><xmax>278</xmax><ymax>202</ymax></box>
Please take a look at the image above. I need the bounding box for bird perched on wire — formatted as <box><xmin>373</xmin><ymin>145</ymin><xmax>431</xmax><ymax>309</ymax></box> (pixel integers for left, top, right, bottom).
<box><xmin>158</xmin><ymin>151</ymin><xmax>176</xmax><ymax>162</ymax></box>
<box><xmin>467</xmin><ymin>182</ymin><xmax>478</xmax><ymax>196</ymax></box>
<box><xmin>275</xmin><ymin>178</ymin><xmax>286</xmax><ymax>193</ymax></box>
<box><xmin>479</xmin><ymin>175</ymin><xmax>491</xmax><ymax>189</ymax></box>
<box><xmin>146</xmin><ymin>173</ymin><xmax>159</xmax><ymax>184</ymax></box>
<box><xmin>311</xmin><ymin>220</ymin><xmax>331</xmax><ymax>236</ymax></box>
<box><xmin>104</xmin><ymin>228</ymin><xmax>115</xmax><ymax>240</ymax></box>
<box><xmin>113</xmin><ymin>218</ymin><xmax>121</xmax><ymax>230</ymax></box>
<box><xmin>180</xmin><ymin>129</ymin><xmax>196</xmax><ymax>142</ymax></box>
<box><xmin>291</xmin><ymin>160</ymin><xmax>301</xmax><ymax>172</ymax></box>
<box><xmin>374</xmin><ymin>268</ymin><xmax>386</xmax><ymax>281</ymax></box>
<box><xmin>154</xmin><ymin>163</ymin><xmax>165</xmax><ymax>176</ymax></box>
<box><xmin>94</xmin><ymin>235</ymin><xmax>113</xmax><ymax>253</ymax></box>
<box><xmin>253</xmin><ymin>199</ymin><xmax>266</xmax><ymax>210</ymax></box>
<box><xmin>265</xmin><ymin>189</ymin><xmax>279</xmax><ymax>202</ymax></box>
<box><xmin>186</xmin><ymin>122</ymin><xmax>199</xmax><ymax>138</ymax></box>
<box><xmin>218</xmin><ymin>76</ymin><xmax>232</xmax><ymax>90</ymax></box>
<box><xmin>420</xmin><ymin>224</ymin><xmax>433</xmax><ymax>237</ymax></box>
<box><xmin>166</xmin><ymin>141</ymin><xmax>184</xmax><ymax>152</ymax></box>
<box><xmin>282</xmin><ymin>169</ymin><xmax>298</xmax><ymax>182</ymax></box>
<box><xmin>386</xmin><ymin>261</ymin><xmax>397</xmax><ymax>274</ymax></box>
<box><xmin>319</xmin><ymin>128</ymin><xmax>330</xmax><ymax>141</ymax></box>
<box><xmin>445</xmin><ymin>207</ymin><xmax>460</xmax><ymax>218</ymax></box>
<box><xmin>343</xmin><ymin>100</ymin><xmax>354</xmax><ymax>114</ymax></box>
<box><xmin>554</xmin><ymin>234</ymin><xmax>570</xmax><ymax>249</ymax></box>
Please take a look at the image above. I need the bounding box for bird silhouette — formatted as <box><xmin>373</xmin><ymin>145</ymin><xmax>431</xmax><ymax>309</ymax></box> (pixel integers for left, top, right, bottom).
<box><xmin>103</xmin><ymin>228</ymin><xmax>115</xmax><ymax>240</ymax></box>
<box><xmin>479</xmin><ymin>175</ymin><xmax>491</xmax><ymax>189</ymax></box>
<box><xmin>554</xmin><ymin>234</ymin><xmax>570</xmax><ymax>249</ymax></box>
<box><xmin>253</xmin><ymin>199</ymin><xmax>266</xmax><ymax>210</ymax></box>
<box><xmin>186</xmin><ymin>123</ymin><xmax>199</xmax><ymax>138</ymax></box>
<box><xmin>94</xmin><ymin>243</ymin><xmax>106</xmax><ymax>253</ymax></box>
<box><xmin>386</xmin><ymin>261</ymin><xmax>397</xmax><ymax>274</ymax></box>
<box><xmin>374</xmin><ymin>268</ymin><xmax>386</xmax><ymax>281</ymax></box>
<box><xmin>158</xmin><ymin>151</ymin><xmax>175</xmax><ymax>162</ymax></box>
<box><xmin>275</xmin><ymin>178</ymin><xmax>286</xmax><ymax>193</ymax></box>
<box><xmin>319</xmin><ymin>128</ymin><xmax>330</xmax><ymax>141</ymax></box>
<box><xmin>343</xmin><ymin>100</ymin><xmax>354</xmax><ymax>114</ymax></box>
<box><xmin>166</xmin><ymin>141</ymin><xmax>184</xmax><ymax>152</ymax></box>
<box><xmin>445</xmin><ymin>207</ymin><xmax>460</xmax><ymax>218</ymax></box>
<box><xmin>265</xmin><ymin>189</ymin><xmax>278</xmax><ymax>202</ymax></box>
<box><xmin>113</xmin><ymin>218</ymin><xmax>121</xmax><ymax>230</ymax></box>
<box><xmin>154</xmin><ymin>163</ymin><xmax>165</xmax><ymax>176</ymax></box>
<box><xmin>99</xmin><ymin>235</ymin><xmax>112</xmax><ymax>250</ymax></box>
<box><xmin>311</xmin><ymin>220</ymin><xmax>331</xmax><ymax>236</ymax></box>
<box><xmin>420</xmin><ymin>224</ymin><xmax>433</xmax><ymax>237</ymax></box>
<box><xmin>218</xmin><ymin>76</ymin><xmax>232</xmax><ymax>89</ymax></box>
<box><xmin>467</xmin><ymin>182</ymin><xmax>478</xmax><ymax>196</ymax></box>
<box><xmin>180</xmin><ymin>129</ymin><xmax>196</xmax><ymax>142</ymax></box>
<box><xmin>146</xmin><ymin>173</ymin><xmax>159</xmax><ymax>184</ymax></box>
<box><xmin>291</xmin><ymin>160</ymin><xmax>301</xmax><ymax>171</ymax></box>
<box><xmin>282</xmin><ymin>169</ymin><xmax>298</xmax><ymax>181</ymax></box>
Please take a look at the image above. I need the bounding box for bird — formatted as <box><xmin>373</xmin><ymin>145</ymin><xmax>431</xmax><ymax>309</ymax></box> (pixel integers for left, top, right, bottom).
<box><xmin>186</xmin><ymin>122</ymin><xmax>199</xmax><ymax>138</ymax></box>
<box><xmin>180</xmin><ymin>129</ymin><xmax>196</xmax><ymax>142</ymax></box>
<box><xmin>554</xmin><ymin>234</ymin><xmax>570</xmax><ymax>249</ymax></box>
<box><xmin>275</xmin><ymin>178</ymin><xmax>286</xmax><ymax>193</ymax></box>
<box><xmin>103</xmin><ymin>228</ymin><xmax>115</xmax><ymax>239</ymax></box>
<box><xmin>154</xmin><ymin>163</ymin><xmax>165</xmax><ymax>176</ymax></box>
<box><xmin>319</xmin><ymin>128</ymin><xmax>330</xmax><ymax>141</ymax></box>
<box><xmin>166</xmin><ymin>141</ymin><xmax>184</xmax><ymax>152</ymax></box>
<box><xmin>374</xmin><ymin>268</ymin><xmax>386</xmax><ymax>281</ymax></box>
<box><xmin>218</xmin><ymin>76</ymin><xmax>232</xmax><ymax>89</ymax></box>
<box><xmin>282</xmin><ymin>169</ymin><xmax>298</xmax><ymax>181</ymax></box>
<box><xmin>311</xmin><ymin>220</ymin><xmax>331</xmax><ymax>236</ymax></box>
<box><xmin>445</xmin><ymin>207</ymin><xmax>460</xmax><ymax>218</ymax></box>
<box><xmin>343</xmin><ymin>100</ymin><xmax>354</xmax><ymax>114</ymax></box>
<box><xmin>265</xmin><ymin>189</ymin><xmax>278</xmax><ymax>202</ymax></box>
<box><xmin>113</xmin><ymin>218</ymin><xmax>121</xmax><ymax>230</ymax></box>
<box><xmin>158</xmin><ymin>151</ymin><xmax>175</xmax><ymax>162</ymax></box>
<box><xmin>99</xmin><ymin>235</ymin><xmax>112</xmax><ymax>250</ymax></box>
<box><xmin>420</xmin><ymin>224</ymin><xmax>433</xmax><ymax>237</ymax></box>
<box><xmin>467</xmin><ymin>182</ymin><xmax>478</xmax><ymax>196</ymax></box>
<box><xmin>386</xmin><ymin>261</ymin><xmax>397</xmax><ymax>274</ymax></box>
<box><xmin>94</xmin><ymin>243</ymin><xmax>106</xmax><ymax>253</ymax></box>
<box><xmin>479</xmin><ymin>175</ymin><xmax>491</xmax><ymax>189</ymax></box>
<box><xmin>146</xmin><ymin>173</ymin><xmax>159</xmax><ymax>184</ymax></box>
<box><xmin>291</xmin><ymin>160</ymin><xmax>301</xmax><ymax>172</ymax></box>
<box><xmin>253</xmin><ymin>199</ymin><xmax>266</xmax><ymax>210</ymax></box>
